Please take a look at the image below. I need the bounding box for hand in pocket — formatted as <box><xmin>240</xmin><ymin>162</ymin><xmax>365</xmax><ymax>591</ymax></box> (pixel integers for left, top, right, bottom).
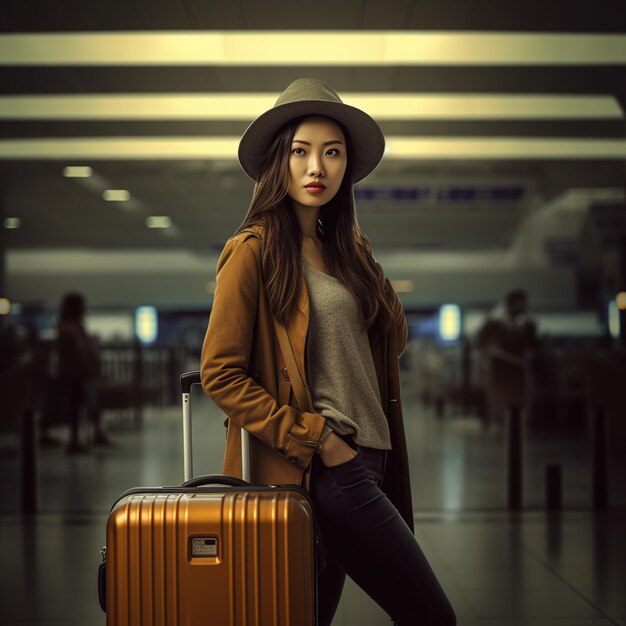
<box><xmin>319</xmin><ymin>432</ymin><xmax>358</xmax><ymax>468</ymax></box>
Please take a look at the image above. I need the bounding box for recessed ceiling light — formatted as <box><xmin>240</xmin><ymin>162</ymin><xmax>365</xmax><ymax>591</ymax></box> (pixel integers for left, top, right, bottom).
<box><xmin>3</xmin><ymin>217</ymin><xmax>21</xmax><ymax>229</ymax></box>
<box><xmin>146</xmin><ymin>216</ymin><xmax>172</xmax><ymax>229</ymax></box>
<box><xmin>103</xmin><ymin>189</ymin><xmax>130</xmax><ymax>201</ymax></box>
<box><xmin>63</xmin><ymin>165</ymin><xmax>93</xmax><ymax>177</ymax></box>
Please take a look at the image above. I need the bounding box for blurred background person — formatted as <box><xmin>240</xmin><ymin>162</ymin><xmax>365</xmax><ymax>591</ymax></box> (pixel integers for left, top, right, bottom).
<box><xmin>476</xmin><ymin>289</ymin><xmax>539</xmax><ymax>430</ymax></box>
<box><xmin>56</xmin><ymin>292</ymin><xmax>112</xmax><ymax>453</ymax></box>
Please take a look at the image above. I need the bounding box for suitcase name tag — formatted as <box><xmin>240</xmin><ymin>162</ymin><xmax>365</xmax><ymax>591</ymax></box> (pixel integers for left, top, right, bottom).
<box><xmin>190</xmin><ymin>536</ymin><xmax>218</xmax><ymax>558</ymax></box>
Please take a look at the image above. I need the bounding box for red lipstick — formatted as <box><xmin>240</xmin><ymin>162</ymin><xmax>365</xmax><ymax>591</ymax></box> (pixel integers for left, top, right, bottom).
<box><xmin>304</xmin><ymin>181</ymin><xmax>326</xmax><ymax>194</ymax></box>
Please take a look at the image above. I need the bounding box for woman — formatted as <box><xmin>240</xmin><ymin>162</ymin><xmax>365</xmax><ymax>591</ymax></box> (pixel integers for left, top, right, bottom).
<box><xmin>200</xmin><ymin>78</ymin><xmax>456</xmax><ymax>626</ymax></box>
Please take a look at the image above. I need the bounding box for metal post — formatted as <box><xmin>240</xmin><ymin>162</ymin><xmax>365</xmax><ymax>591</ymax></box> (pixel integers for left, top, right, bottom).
<box><xmin>507</xmin><ymin>404</ymin><xmax>522</xmax><ymax>511</ymax></box>
<box><xmin>20</xmin><ymin>408</ymin><xmax>37</xmax><ymax>514</ymax></box>
<box><xmin>546</xmin><ymin>463</ymin><xmax>562</xmax><ymax>510</ymax></box>
<box><xmin>592</xmin><ymin>406</ymin><xmax>608</xmax><ymax>510</ymax></box>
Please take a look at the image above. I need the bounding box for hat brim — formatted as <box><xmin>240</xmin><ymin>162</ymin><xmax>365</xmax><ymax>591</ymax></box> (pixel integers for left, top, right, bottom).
<box><xmin>238</xmin><ymin>100</ymin><xmax>385</xmax><ymax>185</ymax></box>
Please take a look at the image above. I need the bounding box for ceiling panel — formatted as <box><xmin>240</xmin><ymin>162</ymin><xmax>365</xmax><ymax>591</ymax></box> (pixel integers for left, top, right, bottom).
<box><xmin>2</xmin><ymin>0</ymin><xmax>625</xmax><ymax>32</ymax></box>
<box><xmin>0</xmin><ymin>2</ymin><xmax>624</xmax><ymax>282</ymax></box>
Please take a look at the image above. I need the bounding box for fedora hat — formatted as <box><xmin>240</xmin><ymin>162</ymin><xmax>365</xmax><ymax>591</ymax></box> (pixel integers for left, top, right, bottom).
<box><xmin>238</xmin><ymin>77</ymin><xmax>385</xmax><ymax>185</ymax></box>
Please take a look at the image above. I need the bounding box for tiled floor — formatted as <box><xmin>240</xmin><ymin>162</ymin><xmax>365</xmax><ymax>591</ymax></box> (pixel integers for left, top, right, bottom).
<box><xmin>1</xmin><ymin>373</ymin><xmax>625</xmax><ymax>625</ymax></box>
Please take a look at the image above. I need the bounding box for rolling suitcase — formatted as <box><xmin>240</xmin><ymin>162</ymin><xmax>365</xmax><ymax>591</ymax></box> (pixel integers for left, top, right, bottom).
<box><xmin>99</xmin><ymin>370</ymin><xmax>319</xmax><ymax>625</ymax></box>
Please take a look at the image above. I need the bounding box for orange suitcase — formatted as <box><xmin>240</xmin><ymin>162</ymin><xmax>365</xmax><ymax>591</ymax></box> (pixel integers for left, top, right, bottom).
<box><xmin>98</xmin><ymin>371</ymin><xmax>319</xmax><ymax>625</ymax></box>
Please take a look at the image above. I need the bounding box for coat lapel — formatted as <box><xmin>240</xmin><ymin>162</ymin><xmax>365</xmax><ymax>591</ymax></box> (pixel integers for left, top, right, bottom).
<box><xmin>284</xmin><ymin>271</ymin><xmax>313</xmax><ymax>410</ymax></box>
<box><xmin>242</xmin><ymin>225</ymin><xmax>313</xmax><ymax>411</ymax></box>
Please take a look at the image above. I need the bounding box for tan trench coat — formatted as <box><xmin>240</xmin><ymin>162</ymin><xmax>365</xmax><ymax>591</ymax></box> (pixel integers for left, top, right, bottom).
<box><xmin>200</xmin><ymin>225</ymin><xmax>415</xmax><ymax>533</ymax></box>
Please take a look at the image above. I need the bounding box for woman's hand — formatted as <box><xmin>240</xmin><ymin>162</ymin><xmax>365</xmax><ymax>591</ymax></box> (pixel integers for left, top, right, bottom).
<box><xmin>317</xmin><ymin>431</ymin><xmax>357</xmax><ymax>467</ymax></box>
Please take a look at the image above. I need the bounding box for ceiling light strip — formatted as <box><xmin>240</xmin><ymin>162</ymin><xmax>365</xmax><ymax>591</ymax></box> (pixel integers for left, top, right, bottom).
<box><xmin>0</xmin><ymin>137</ymin><xmax>625</xmax><ymax>159</ymax></box>
<box><xmin>1</xmin><ymin>32</ymin><xmax>625</xmax><ymax>66</ymax></box>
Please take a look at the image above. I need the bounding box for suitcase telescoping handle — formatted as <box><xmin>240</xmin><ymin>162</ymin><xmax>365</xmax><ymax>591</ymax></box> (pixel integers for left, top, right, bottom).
<box><xmin>180</xmin><ymin>371</ymin><xmax>250</xmax><ymax>483</ymax></box>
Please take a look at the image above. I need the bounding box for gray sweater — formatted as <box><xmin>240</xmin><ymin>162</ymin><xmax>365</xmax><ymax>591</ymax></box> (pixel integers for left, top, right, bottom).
<box><xmin>302</xmin><ymin>255</ymin><xmax>392</xmax><ymax>450</ymax></box>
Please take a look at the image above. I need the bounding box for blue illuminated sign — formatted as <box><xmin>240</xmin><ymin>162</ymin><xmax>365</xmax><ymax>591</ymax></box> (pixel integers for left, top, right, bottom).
<box><xmin>438</xmin><ymin>304</ymin><xmax>462</xmax><ymax>343</ymax></box>
<box><xmin>135</xmin><ymin>306</ymin><xmax>158</xmax><ymax>344</ymax></box>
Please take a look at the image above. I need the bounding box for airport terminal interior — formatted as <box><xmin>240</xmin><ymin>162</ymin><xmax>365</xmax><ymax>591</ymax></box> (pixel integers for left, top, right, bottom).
<box><xmin>1</xmin><ymin>1</ymin><xmax>626</xmax><ymax>625</ymax></box>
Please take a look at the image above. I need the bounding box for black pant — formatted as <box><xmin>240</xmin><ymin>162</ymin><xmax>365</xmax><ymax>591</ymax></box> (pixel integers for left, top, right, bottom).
<box><xmin>310</xmin><ymin>433</ymin><xmax>456</xmax><ymax>626</ymax></box>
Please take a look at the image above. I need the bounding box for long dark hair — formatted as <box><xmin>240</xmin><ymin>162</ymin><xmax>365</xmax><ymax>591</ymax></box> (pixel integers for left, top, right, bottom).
<box><xmin>233</xmin><ymin>114</ymin><xmax>396</xmax><ymax>339</ymax></box>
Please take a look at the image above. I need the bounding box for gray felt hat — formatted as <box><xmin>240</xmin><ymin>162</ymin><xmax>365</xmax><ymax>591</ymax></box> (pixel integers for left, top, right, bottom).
<box><xmin>238</xmin><ymin>77</ymin><xmax>385</xmax><ymax>185</ymax></box>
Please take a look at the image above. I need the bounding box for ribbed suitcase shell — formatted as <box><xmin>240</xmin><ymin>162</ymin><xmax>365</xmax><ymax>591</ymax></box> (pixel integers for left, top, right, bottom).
<box><xmin>106</xmin><ymin>486</ymin><xmax>316</xmax><ymax>626</ymax></box>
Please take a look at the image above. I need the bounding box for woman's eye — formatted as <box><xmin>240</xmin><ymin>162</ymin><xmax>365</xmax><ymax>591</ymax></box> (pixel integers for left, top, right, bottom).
<box><xmin>291</xmin><ymin>147</ymin><xmax>341</xmax><ymax>156</ymax></box>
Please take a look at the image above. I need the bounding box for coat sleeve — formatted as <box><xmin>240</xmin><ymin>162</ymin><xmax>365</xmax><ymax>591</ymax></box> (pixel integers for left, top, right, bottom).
<box><xmin>200</xmin><ymin>237</ymin><xmax>326</xmax><ymax>470</ymax></box>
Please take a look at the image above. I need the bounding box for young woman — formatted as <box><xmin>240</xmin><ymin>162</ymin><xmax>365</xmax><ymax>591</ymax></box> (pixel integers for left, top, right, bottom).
<box><xmin>200</xmin><ymin>78</ymin><xmax>456</xmax><ymax>626</ymax></box>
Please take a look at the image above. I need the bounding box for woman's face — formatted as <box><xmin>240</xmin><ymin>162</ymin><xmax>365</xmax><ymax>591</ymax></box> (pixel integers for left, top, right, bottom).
<box><xmin>286</xmin><ymin>115</ymin><xmax>347</xmax><ymax>211</ymax></box>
